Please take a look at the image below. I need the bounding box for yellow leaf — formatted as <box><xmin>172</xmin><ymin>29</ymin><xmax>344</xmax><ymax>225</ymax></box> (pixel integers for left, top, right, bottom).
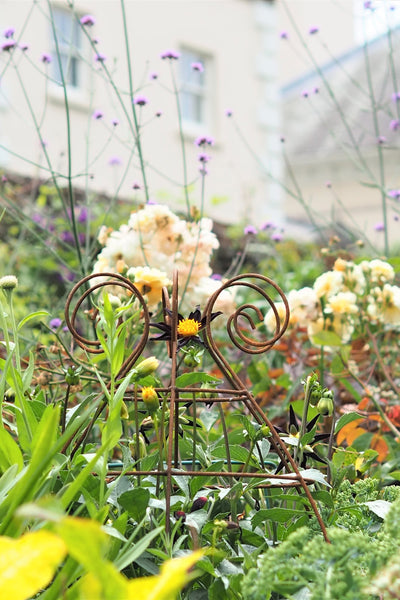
<box><xmin>0</xmin><ymin>530</ymin><xmax>67</xmax><ymax>600</ymax></box>
<box><xmin>127</xmin><ymin>551</ymin><xmax>203</xmax><ymax>600</ymax></box>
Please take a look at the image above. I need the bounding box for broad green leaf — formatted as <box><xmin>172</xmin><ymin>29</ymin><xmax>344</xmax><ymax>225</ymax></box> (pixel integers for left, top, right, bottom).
<box><xmin>118</xmin><ymin>487</ymin><xmax>150</xmax><ymax>522</ymax></box>
<box><xmin>300</xmin><ymin>468</ymin><xmax>330</xmax><ymax>487</ymax></box>
<box><xmin>363</xmin><ymin>500</ymin><xmax>391</xmax><ymax>520</ymax></box>
<box><xmin>252</xmin><ymin>508</ymin><xmax>305</xmax><ymax>529</ymax></box>
<box><xmin>0</xmin><ymin>530</ymin><xmax>66</xmax><ymax>600</ymax></box>
<box><xmin>212</xmin><ymin>444</ymin><xmax>258</xmax><ymax>467</ymax></box>
<box><xmin>311</xmin><ymin>330</ymin><xmax>342</xmax><ymax>347</ymax></box>
<box><xmin>335</xmin><ymin>412</ymin><xmax>363</xmax><ymax>434</ymax></box>
<box><xmin>0</xmin><ymin>427</ymin><xmax>23</xmax><ymax>473</ymax></box>
<box><xmin>175</xmin><ymin>372</ymin><xmax>220</xmax><ymax>387</ymax></box>
<box><xmin>30</xmin><ymin>404</ymin><xmax>59</xmax><ymax>470</ymax></box>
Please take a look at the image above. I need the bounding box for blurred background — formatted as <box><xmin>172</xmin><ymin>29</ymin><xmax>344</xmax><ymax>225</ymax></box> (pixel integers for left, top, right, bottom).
<box><xmin>0</xmin><ymin>0</ymin><xmax>399</xmax><ymax>250</ymax></box>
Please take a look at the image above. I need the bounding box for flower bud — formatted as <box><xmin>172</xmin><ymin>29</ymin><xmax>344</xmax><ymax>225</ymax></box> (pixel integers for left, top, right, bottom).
<box><xmin>120</xmin><ymin>400</ymin><xmax>129</xmax><ymax>420</ymax></box>
<box><xmin>174</xmin><ymin>510</ymin><xmax>186</xmax><ymax>523</ymax></box>
<box><xmin>189</xmin><ymin>496</ymin><xmax>208</xmax><ymax>512</ymax></box>
<box><xmin>129</xmin><ymin>433</ymin><xmax>147</xmax><ymax>459</ymax></box>
<box><xmin>4</xmin><ymin>388</ymin><xmax>15</xmax><ymax>402</ymax></box>
<box><xmin>135</xmin><ymin>356</ymin><xmax>159</xmax><ymax>378</ymax></box>
<box><xmin>317</xmin><ymin>395</ymin><xmax>334</xmax><ymax>416</ymax></box>
<box><xmin>309</xmin><ymin>389</ymin><xmax>322</xmax><ymax>407</ymax></box>
<box><xmin>0</xmin><ymin>275</ymin><xmax>18</xmax><ymax>290</ymax></box>
<box><xmin>64</xmin><ymin>365</ymin><xmax>81</xmax><ymax>386</ymax></box>
<box><xmin>141</xmin><ymin>386</ymin><xmax>159</xmax><ymax>414</ymax></box>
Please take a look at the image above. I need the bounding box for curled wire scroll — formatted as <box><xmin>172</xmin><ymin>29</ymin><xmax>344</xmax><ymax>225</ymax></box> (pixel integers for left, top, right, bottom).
<box><xmin>64</xmin><ymin>272</ymin><xmax>151</xmax><ymax>372</ymax></box>
<box><xmin>203</xmin><ymin>272</ymin><xmax>290</xmax><ymax>355</ymax></box>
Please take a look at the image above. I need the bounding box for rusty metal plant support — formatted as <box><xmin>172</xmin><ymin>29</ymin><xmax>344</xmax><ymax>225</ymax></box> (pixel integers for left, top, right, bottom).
<box><xmin>65</xmin><ymin>271</ymin><xmax>329</xmax><ymax>542</ymax></box>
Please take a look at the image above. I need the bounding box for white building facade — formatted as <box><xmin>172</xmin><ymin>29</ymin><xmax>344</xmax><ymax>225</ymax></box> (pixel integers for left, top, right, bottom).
<box><xmin>0</xmin><ymin>0</ymin><xmax>284</xmax><ymax>228</ymax></box>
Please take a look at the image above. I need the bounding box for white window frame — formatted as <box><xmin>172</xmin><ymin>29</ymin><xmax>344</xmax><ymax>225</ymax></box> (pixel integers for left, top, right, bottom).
<box><xmin>51</xmin><ymin>6</ymin><xmax>82</xmax><ymax>88</ymax></box>
<box><xmin>179</xmin><ymin>47</ymin><xmax>212</xmax><ymax>133</ymax></box>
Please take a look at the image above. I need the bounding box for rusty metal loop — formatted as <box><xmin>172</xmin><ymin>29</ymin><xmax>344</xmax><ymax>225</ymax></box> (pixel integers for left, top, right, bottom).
<box><xmin>203</xmin><ymin>273</ymin><xmax>289</xmax><ymax>355</ymax></box>
<box><xmin>64</xmin><ymin>272</ymin><xmax>151</xmax><ymax>367</ymax></box>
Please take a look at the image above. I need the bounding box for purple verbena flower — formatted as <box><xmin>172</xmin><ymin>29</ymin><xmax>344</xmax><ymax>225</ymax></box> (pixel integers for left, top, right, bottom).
<box><xmin>388</xmin><ymin>189</ymin><xmax>400</xmax><ymax>199</ymax></box>
<box><xmin>199</xmin><ymin>165</ymin><xmax>209</xmax><ymax>176</ymax></box>
<box><xmin>92</xmin><ymin>109</ymin><xmax>103</xmax><ymax>120</ymax></box>
<box><xmin>95</xmin><ymin>52</ymin><xmax>106</xmax><ymax>62</ymax></box>
<box><xmin>313</xmin><ymin>86</ymin><xmax>319</xmax><ymax>94</ymax></box>
<box><xmin>133</xmin><ymin>95</ymin><xmax>148</xmax><ymax>106</ymax></box>
<box><xmin>392</xmin><ymin>91</ymin><xmax>400</xmax><ymax>102</ymax></box>
<box><xmin>244</xmin><ymin>225</ymin><xmax>257</xmax><ymax>235</ymax></box>
<box><xmin>301</xmin><ymin>90</ymin><xmax>309</xmax><ymax>98</ymax></box>
<box><xmin>1</xmin><ymin>175</ymin><xmax>7</xmax><ymax>183</ymax></box>
<box><xmin>149</xmin><ymin>71</ymin><xmax>158</xmax><ymax>80</ymax></box>
<box><xmin>3</xmin><ymin>27</ymin><xmax>15</xmax><ymax>38</ymax></box>
<box><xmin>261</xmin><ymin>221</ymin><xmax>275</xmax><ymax>230</ymax></box>
<box><xmin>280</xmin><ymin>30</ymin><xmax>288</xmax><ymax>39</ymax></box>
<box><xmin>108</xmin><ymin>155</ymin><xmax>122</xmax><ymax>166</ymax></box>
<box><xmin>377</xmin><ymin>136</ymin><xmax>387</xmax><ymax>144</ymax></box>
<box><xmin>132</xmin><ymin>181</ymin><xmax>141</xmax><ymax>190</ymax></box>
<box><xmin>195</xmin><ymin>135</ymin><xmax>214</xmax><ymax>147</ymax></box>
<box><xmin>155</xmin><ymin>110</ymin><xmax>162</xmax><ymax>117</ymax></box>
<box><xmin>363</xmin><ymin>1</ymin><xmax>372</xmax><ymax>8</ymax></box>
<box><xmin>225</xmin><ymin>109</ymin><xmax>233</xmax><ymax>117</ymax></box>
<box><xmin>80</xmin><ymin>14</ymin><xmax>96</xmax><ymax>26</ymax></box>
<box><xmin>1</xmin><ymin>40</ymin><xmax>16</xmax><ymax>51</ymax></box>
<box><xmin>390</xmin><ymin>119</ymin><xmax>400</xmax><ymax>131</ymax></box>
<box><xmin>41</xmin><ymin>53</ymin><xmax>52</xmax><ymax>64</ymax></box>
<box><xmin>325</xmin><ymin>181</ymin><xmax>332</xmax><ymax>188</ymax></box>
<box><xmin>374</xmin><ymin>222</ymin><xmax>385</xmax><ymax>231</ymax></box>
<box><xmin>111</xmin><ymin>118</ymin><xmax>119</xmax><ymax>126</ymax></box>
<box><xmin>20</xmin><ymin>43</ymin><xmax>29</xmax><ymax>51</ymax></box>
<box><xmin>77</xmin><ymin>207</ymin><xmax>88</xmax><ymax>223</ymax></box>
<box><xmin>50</xmin><ymin>317</ymin><xmax>62</xmax><ymax>330</ymax></box>
<box><xmin>191</xmin><ymin>62</ymin><xmax>204</xmax><ymax>72</ymax></box>
<box><xmin>61</xmin><ymin>230</ymin><xmax>75</xmax><ymax>243</ymax></box>
<box><xmin>160</xmin><ymin>49</ymin><xmax>180</xmax><ymax>60</ymax></box>
<box><xmin>271</xmin><ymin>232</ymin><xmax>283</xmax><ymax>242</ymax></box>
<box><xmin>309</xmin><ymin>26</ymin><xmax>319</xmax><ymax>34</ymax></box>
<box><xmin>198</xmin><ymin>152</ymin><xmax>211</xmax><ymax>163</ymax></box>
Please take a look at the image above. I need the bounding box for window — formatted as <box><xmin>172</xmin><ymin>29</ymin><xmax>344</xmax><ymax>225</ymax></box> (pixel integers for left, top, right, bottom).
<box><xmin>179</xmin><ymin>48</ymin><xmax>209</xmax><ymax>126</ymax></box>
<box><xmin>51</xmin><ymin>8</ymin><xmax>82</xmax><ymax>89</ymax></box>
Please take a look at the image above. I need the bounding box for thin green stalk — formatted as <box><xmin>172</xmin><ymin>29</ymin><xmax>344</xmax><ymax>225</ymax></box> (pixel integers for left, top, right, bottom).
<box><xmin>119</xmin><ymin>0</ymin><xmax>149</xmax><ymax>203</ymax></box>
<box><xmin>169</xmin><ymin>62</ymin><xmax>191</xmax><ymax>216</ymax></box>
<box><xmin>362</xmin><ymin>37</ymin><xmax>389</xmax><ymax>255</ymax></box>
<box><xmin>47</xmin><ymin>1</ymin><xmax>85</xmax><ymax>276</ymax></box>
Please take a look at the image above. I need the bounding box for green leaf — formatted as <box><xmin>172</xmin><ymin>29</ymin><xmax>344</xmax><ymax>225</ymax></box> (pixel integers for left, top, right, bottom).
<box><xmin>0</xmin><ymin>427</ymin><xmax>23</xmax><ymax>473</ymax></box>
<box><xmin>363</xmin><ymin>500</ymin><xmax>391</xmax><ymax>520</ymax></box>
<box><xmin>118</xmin><ymin>488</ymin><xmax>150</xmax><ymax>522</ymax></box>
<box><xmin>252</xmin><ymin>507</ymin><xmax>305</xmax><ymax>529</ymax></box>
<box><xmin>312</xmin><ymin>330</ymin><xmax>342</xmax><ymax>347</ymax></box>
<box><xmin>175</xmin><ymin>372</ymin><xmax>220</xmax><ymax>387</ymax></box>
<box><xmin>212</xmin><ymin>444</ymin><xmax>258</xmax><ymax>467</ymax></box>
<box><xmin>17</xmin><ymin>311</ymin><xmax>49</xmax><ymax>330</ymax></box>
<box><xmin>335</xmin><ymin>412</ymin><xmax>363</xmax><ymax>434</ymax></box>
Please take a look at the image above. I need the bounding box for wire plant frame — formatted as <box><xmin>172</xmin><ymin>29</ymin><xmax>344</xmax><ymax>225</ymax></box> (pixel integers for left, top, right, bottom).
<box><xmin>65</xmin><ymin>271</ymin><xmax>329</xmax><ymax>541</ymax></box>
